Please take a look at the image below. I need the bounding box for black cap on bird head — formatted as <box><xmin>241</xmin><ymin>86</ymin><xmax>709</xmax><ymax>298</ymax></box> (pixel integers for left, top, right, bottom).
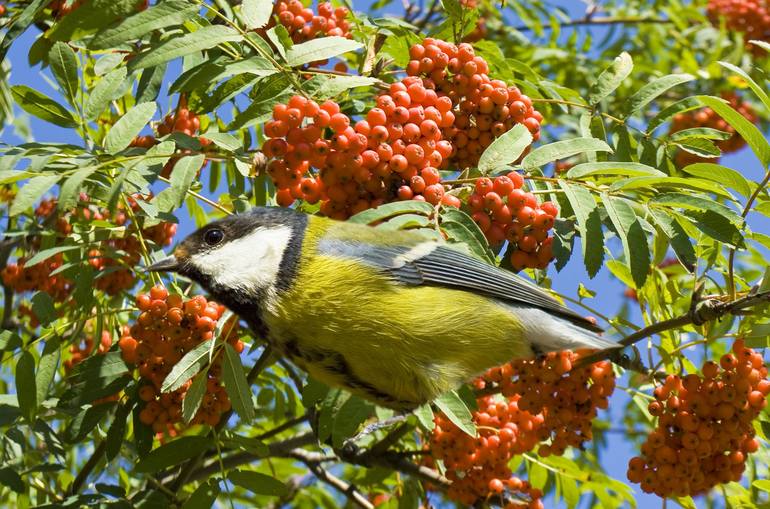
<box><xmin>145</xmin><ymin>207</ymin><xmax>307</xmax><ymax>311</ymax></box>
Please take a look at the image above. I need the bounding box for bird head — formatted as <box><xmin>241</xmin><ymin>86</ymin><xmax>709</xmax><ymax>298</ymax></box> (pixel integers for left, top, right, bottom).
<box><xmin>146</xmin><ymin>207</ymin><xmax>307</xmax><ymax>303</ymax></box>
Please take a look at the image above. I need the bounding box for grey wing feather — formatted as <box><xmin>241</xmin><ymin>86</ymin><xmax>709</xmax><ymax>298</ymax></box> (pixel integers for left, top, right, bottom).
<box><xmin>317</xmin><ymin>238</ymin><xmax>602</xmax><ymax>333</ymax></box>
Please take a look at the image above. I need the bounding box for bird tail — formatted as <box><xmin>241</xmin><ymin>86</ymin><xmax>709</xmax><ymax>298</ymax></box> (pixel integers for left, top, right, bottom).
<box><xmin>508</xmin><ymin>305</ymin><xmax>619</xmax><ymax>354</ymax></box>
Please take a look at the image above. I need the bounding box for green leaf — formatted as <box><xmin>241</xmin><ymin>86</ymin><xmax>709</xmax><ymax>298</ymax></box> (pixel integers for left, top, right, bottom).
<box><xmin>559</xmin><ymin>182</ymin><xmax>604</xmax><ymax>277</ymax></box>
<box><xmin>16</xmin><ymin>351</ymin><xmax>36</xmax><ymax>422</ymax></box>
<box><xmin>681</xmin><ymin>163</ymin><xmax>752</xmax><ymax>197</ymax></box>
<box><xmin>718</xmin><ymin>61</ymin><xmax>770</xmax><ymax>113</ymax></box>
<box><xmin>684</xmin><ymin>209</ymin><xmax>744</xmax><ymax>247</ymax></box>
<box><xmin>104</xmin><ymin>102</ymin><xmax>157</xmax><ymax>153</ymax></box>
<box><xmin>313</xmin><ymin>76</ymin><xmax>382</xmax><ymax>100</ymax></box>
<box><xmin>0</xmin><ymin>0</ymin><xmax>48</xmax><ymax>61</ymax></box>
<box><xmin>608</xmin><ymin>176</ymin><xmax>733</xmax><ymax>199</ymax></box>
<box><xmin>413</xmin><ymin>404</ymin><xmax>434</xmax><ymax>432</ymax></box>
<box><xmin>648</xmin><ymin>209</ymin><xmax>696</xmax><ymax>270</ymax></box>
<box><xmin>696</xmin><ymin>94</ymin><xmax>770</xmax><ymax>167</ymax></box>
<box><xmin>521</xmin><ymin>137</ymin><xmax>613</xmax><ymax>170</ymax></box>
<box><xmin>166</xmin><ymin>153</ymin><xmax>205</xmax><ymax>208</ymax></box>
<box><xmin>48</xmin><ymin>0</ymin><xmax>142</xmax><ymax>41</ymax></box>
<box><xmin>228</xmin><ymin>470</ymin><xmax>288</xmax><ymax>497</ymax></box>
<box><xmin>31</xmin><ymin>292</ymin><xmax>56</xmax><ymax>325</ymax></box>
<box><xmin>202</xmin><ymin>132</ymin><xmax>241</xmax><ymax>152</ymax></box>
<box><xmin>181</xmin><ymin>479</ymin><xmax>221</xmax><ymax>509</ymax></box>
<box><xmin>285</xmin><ymin>36</ymin><xmax>363</xmax><ymax>67</ymax></box>
<box><xmin>130</xmin><ymin>26</ymin><xmax>242</xmax><ymax>70</ymax></box>
<box><xmin>0</xmin><ymin>467</ymin><xmax>25</xmax><ymax>493</ymax></box>
<box><xmin>48</xmin><ymin>42</ymin><xmax>80</xmax><ymax>108</ymax></box>
<box><xmin>161</xmin><ymin>340</ymin><xmax>211</xmax><ymax>393</ymax></box>
<box><xmin>647</xmin><ymin>96</ymin><xmax>704</xmax><ymax>133</ymax></box>
<box><xmin>36</xmin><ymin>339</ymin><xmax>60</xmax><ymax>404</ymax></box>
<box><xmin>241</xmin><ymin>0</ymin><xmax>273</xmax><ymax>29</ymax></box>
<box><xmin>221</xmin><ymin>432</ymin><xmax>269</xmax><ymax>456</ymax></box>
<box><xmin>182</xmin><ymin>372</ymin><xmax>207</xmax><ymax>424</ymax></box>
<box><xmin>10</xmin><ymin>175</ymin><xmax>60</xmax><ymax>216</ymax></box>
<box><xmin>651</xmin><ymin>193</ymin><xmax>743</xmax><ymax>224</ymax></box>
<box><xmin>439</xmin><ymin>208</ymin><xmax>496</xmax><ymax>263</ymax></box>
<box><xmin>90</xmin><ymin>0</ymin><xmax>201</xmax><ymax>49</ymax></box>
<box><xmin>566</xmin><ymin>162</ymin><xmax>664</xmax><ymax>179</ymax></box>
<box><xmin>135</xmin><ymin>436</ymin><xmax>211</xmax><ymax>473</ymax></box>
<box><xmin>105</xmin><ymin>402</ymin><xmax>132</xmax><ymax>460</ymax></box>
<box><xmin>477</xmin><ymin>123</ymin><xmax>532</xmax><ymax>173</ymax></box>
<box><xmin>222</xmin><ymin>343</ymin><xmax>255</xmax><ymax>423</ymax></box>
<box><xmin>754</xmin><ymin>480</ymin><xmax>770</xmax><ymax>493</ymax></box>
<box><xmin>624</xmin><ymin>73</ymin><xmax>693</xmax><ymax>116</ymax></box>
<box><xmin>11</xmin><ymin>85</ymin><xmax>78</xmax><ymax>127</ymax></box>
<box><xmin>602</xmin><ymin>195</ymin><xmax>650</xmax><ymax>288</ymax></box>
<box><xmin>84</xmin><ymin>67</ymin><xmax>127</xmax><ymax>120</ymax></box>
<box><xmin>348</xmin><ymin>200</ymin><xmax>434</xmax><ymax>225</ymax></box>
<box><xmin>59</xmin><ymin>167</ymin><xmax>98</xmax><ymax>211</ymax></box>
<box><xmin>66</xmin><ymin>402</ymin><xmax>116</xmax><ymax>442</ymax></box>
<box><xmin>587</xmin><ymin>52</ymin><xmax>633</xmax><ymax>105</ymax></box>
<box><xmin>0</xmin><ymin>331</ymin><xmax>22</xmax><ymax>353</ymax></box>
<box><xmin>332</xmin><ymin>397</ymin><xmax>374</xmax><ymax>448</ymax></box>
<box><xmin>669</xmin><ymin>127</ymin><xmax>732</xmax><ymax>142</ymax></box>
<box><xmin>434</xmin><ymin>390</ymin><xmax>475</xmax><ymax>437</ymax></box>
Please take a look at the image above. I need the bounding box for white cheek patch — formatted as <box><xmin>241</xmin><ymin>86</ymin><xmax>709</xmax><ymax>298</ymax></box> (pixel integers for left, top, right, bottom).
<box><xmin>190</xmin><ymin>226</ymin><xmax>293</xmax><ymax>296</ymax></box>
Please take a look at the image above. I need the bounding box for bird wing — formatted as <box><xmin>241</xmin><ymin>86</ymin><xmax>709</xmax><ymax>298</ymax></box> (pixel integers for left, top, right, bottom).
<box><xmin>316</xmin><ymin>236</ymin><xmax>602</xmax><ymax>333</ymax></box>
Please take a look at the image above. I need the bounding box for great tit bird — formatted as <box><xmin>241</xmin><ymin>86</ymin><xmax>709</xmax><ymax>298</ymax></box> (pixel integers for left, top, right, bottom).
<box><xmin>147</xmin><ymin>207</ymin><xmax>617</xmax><ymax>410</ymax></box>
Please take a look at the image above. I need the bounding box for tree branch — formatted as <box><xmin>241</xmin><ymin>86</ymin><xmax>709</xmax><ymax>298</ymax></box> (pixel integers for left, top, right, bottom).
<box><xmin>580</xmin><ymin>289</ymin><xmax>770</xmax><ymax>366</ymax></box>
<box><xmin>292</xmin><ymin>448</ymin><xmax>374</xmax><ymax>509</ymax></box>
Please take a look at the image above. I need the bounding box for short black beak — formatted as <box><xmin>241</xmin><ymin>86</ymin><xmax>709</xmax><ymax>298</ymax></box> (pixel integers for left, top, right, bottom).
<box><xmin>145</xmin><ymin>255</ymin><xmax>180</xmax><ymax>273</ymax></box>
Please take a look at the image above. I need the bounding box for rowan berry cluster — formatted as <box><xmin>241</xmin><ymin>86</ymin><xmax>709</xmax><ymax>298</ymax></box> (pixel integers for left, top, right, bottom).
<box><xmin>627</xmin><ymin>339</ymin><xmax>769</xmax><ymax>498</ymax></box>
<box><xmin>707</xmin><ymin>0</ymin><xmax>770</xmax><ymax>53</ymax></box>
<box><xmin>406</xmin><ymin>39</ymin><xmax>542</xmax><ymax>169</ymax></box>
<box><xmin>1</xmin><ymin>196</ymin><xmax>177</xmax><ymax>307</ymax></box>
<box><xmin>430</xmin><ymin>395</ymin><xmax>544</xmax><ymax>507</ymax></box>
<box><xmin>273</xmin><ymin>1</ymin><xmax>350</xmax><ymax>43</ymax></box>
<box><xmin>129</xmin><ymin>96</ymin><xmax>211</xmax><ymax>178</ymax></box>
<box><xmin>468</xmin><ymin>174</ymin><xmax>557</xmax><ymax>269</ymax></box>
<box><xmin>263</xmin><ymin>87</ymin><xmax>461</xmax><ymax>218</ymax></box>
<box><xmin>487</xmin><ymin>350</ymin><xmax>616</xmax><ymax>456</ymax></box>
<box><xmin>263</xmin><ymin>38</ymin><xmax>543</xmax><ymax>221</ymax></box>
<box><xmin>119</xmin><ymin>287</ymin><xmax>245</xmax><ymax>435</ymax></box>
<box><xmin>669</xmin><ymin>92</ymin><xmax>756</xmax><ymax>167</ymax></box>
<box><xmin>429</xmin><ymin>350</ymin><xmax>611</xmax><ymax>505</ymax></box>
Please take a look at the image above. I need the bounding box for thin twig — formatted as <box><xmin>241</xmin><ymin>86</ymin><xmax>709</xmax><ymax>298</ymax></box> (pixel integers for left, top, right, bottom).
<box><xmin>292</xmin><ymin>449</ymin><xmax>374</xmax><ymax>509</ymax></box>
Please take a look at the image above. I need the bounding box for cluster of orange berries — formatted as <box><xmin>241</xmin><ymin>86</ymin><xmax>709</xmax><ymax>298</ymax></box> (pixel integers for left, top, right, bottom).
<box><xmin>119</xmin><ymin>287</ymin><xmax>245</xmax><ymax>435</ymax></box>
<box><xmin>273</xmin><ymin>1</ymin><xmax>350</xmax><ymax>43</ymax></box>
<box><xmin>130</xmin><ymin>97</ymin><xmax>211</xmax><ymax>178</ymax></box>
<box><xmin>429</xmin><ymin>350</ymin><xmax>612</xmax><ymax>506</ymax></box>
<box><xmin>406</xmin><ymin>39</ymin><xmax>542</xmax><ymax>169</ymax></box>
<box><xmin>468</xmin><ymin>174</ymin><xmax>557</xmax><ymax>270</ymax></box>
<box><xmin>486</xmin><ymin>350</ymin><xmax>616</xmax><ymax>457</ymax></box>
<box><xmin>707</xmin><ymin>0</ymin><xmax>770</xmax><ymax>52</ymax></box>
<box><xmin>430</xmin><ymin>395</ymin><xmax>544</xmax><ymax>507</ymax></box>
<box><xmin>263</xmin><ymin>85</ymin><xmax>461</xmax><ymax>218</ymax></box>
<box><xmin>64</xmin><ymin>328</ymin><xmax>112</xmax><ymax>373</ymax></box>
<box><xmin>669</xmin><ymin>92</ymin><xmax>756</xmax><ymax>166</ymax></box>
<box><xmin>1</xmin><ymin>196</ymin><xmax>176</xmax><ymax>311</ymax></box>
<box><xmin>263</xmin><ymin>38</ymin><xmax>543</xmax><ymax>221</ymax></box>
<box><xmin>628</xmin><ymin>339</ymin><xmax>769</xmax><ymax>498</ymax></box>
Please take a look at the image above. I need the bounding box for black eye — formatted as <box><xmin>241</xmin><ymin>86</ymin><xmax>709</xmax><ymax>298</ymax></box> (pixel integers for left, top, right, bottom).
<box><xmin>203</xmin><ymin>228</ymin><xmax>224</xmax><ymax>246</ymax></box>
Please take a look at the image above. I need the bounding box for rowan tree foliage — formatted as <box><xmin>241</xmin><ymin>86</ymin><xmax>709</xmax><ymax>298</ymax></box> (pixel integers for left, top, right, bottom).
<box><xmin>0</xmin><ymin>0</ymin><xmax>770</xmax><ymax>507</ymax></box>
